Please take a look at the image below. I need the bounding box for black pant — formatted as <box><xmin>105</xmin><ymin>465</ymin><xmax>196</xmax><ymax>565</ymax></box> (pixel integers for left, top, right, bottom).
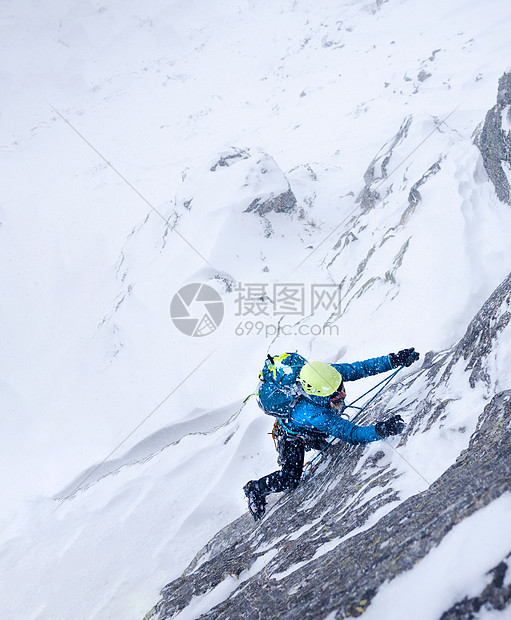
<box><xmin>255</xmin><ymin>433</ymin><xmax>305</xmax><ymax>498</ymax></box>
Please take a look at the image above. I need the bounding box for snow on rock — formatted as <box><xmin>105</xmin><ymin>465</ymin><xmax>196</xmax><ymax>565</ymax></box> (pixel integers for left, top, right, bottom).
<box><xmin>322</xmin><ymin>105</ymin><xmax>511</xmax><ymax>358</ymax></box>
<box><xmin>476</xmin><ymin>71</ymin><xmax>511</xmax><ymax>204</ymax></box>
<box><xmin>440</xmin><ymin>551</ymin><xmax>511</xmax><ymax>619</ymax></box>
<box><xmin>145</xmin><ymin>270</ymin><xmax>511</xmax><ymax>618</ymax></box>
<box><xmin>175</xmin><ymin>145</ymin><xmax>298</xmax><ymax>242</ymax></box>
<box><xmin>362</xmin><ymin>493</ymin><xmax>511</xmax><ymax>620</ymax></box>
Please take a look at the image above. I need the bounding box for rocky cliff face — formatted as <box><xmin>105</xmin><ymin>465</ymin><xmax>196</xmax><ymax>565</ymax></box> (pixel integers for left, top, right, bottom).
<box><xmin>475</xmin><ymin>71</ymin><xmax>511</xmax><ymax>205</ymax></box>
<box><xmin>145</xmin><ymin>272</ymin><xmax>511</xmax><ymax>619</ymax></box>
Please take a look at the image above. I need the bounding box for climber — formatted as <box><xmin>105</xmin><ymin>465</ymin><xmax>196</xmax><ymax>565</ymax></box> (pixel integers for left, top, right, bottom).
<box><xmin>244</xmin><ymin>348</ymin><xmax>420</xmax><ymax>521</ymax></box>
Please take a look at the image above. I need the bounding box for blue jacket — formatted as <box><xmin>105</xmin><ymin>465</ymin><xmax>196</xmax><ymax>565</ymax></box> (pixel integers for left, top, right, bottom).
<box><xmin>284</xmin><ymin>355</ymin><xmax>393</xmax><ymax>445</ymax></box>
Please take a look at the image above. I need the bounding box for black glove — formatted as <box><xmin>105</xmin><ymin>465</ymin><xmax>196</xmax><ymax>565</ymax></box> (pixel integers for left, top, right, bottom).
<box><xmin>389</xmin><ymin>347</ymin><xmax>419</xmax><ymax>368</ymax></box>
<box><xmin>375</xmin><ymin>415</ymin><xmax>405</xmax><ymax>438</ymax></box>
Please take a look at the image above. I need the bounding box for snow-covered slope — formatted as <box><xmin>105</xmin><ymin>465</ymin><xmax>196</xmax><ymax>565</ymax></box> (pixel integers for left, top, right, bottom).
<box><xmin>1</xmin><ymin>0</ymin><xmax>511</xmax><ymax>618</ymax></box>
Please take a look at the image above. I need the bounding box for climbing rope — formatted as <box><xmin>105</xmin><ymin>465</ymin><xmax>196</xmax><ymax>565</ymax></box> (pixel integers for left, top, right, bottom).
<box><xmin>302</xmin><ymin>438</ymin><xmax>335</xmax><ymax>480</ymax></box>
<box><xmin>346</xmin><ymin>366</ymin><xmax>403</xmax><ymax>422</ymax></box>
<box><xmin>301</xmin><ymin>365</ymin><xmax>404</xmax><ymax>479</ymax></box>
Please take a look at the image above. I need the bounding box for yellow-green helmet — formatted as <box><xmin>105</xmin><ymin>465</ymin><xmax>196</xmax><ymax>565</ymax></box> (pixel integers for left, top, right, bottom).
<box><xmin>299</xmin><ymin>361</ymin><xmax>342</xmax><ymax>397</ymax></box>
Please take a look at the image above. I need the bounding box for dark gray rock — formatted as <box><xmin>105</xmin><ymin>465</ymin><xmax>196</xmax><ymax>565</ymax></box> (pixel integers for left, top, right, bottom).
<box><xmin>407</xmin><ymin>158</ymin><xmax>442</xmax><ymax>207</ymax></box>
<box><xmin>355</xmin><ymin>115</ymin><xmax>412</xmax><ymax>212</ymax></box>
<box><xmin>440</xmin><ymin>270</ymin><xmax>511</xmax><ymax>391</ymax></box>
<box><xmin>354</xmin><ymin>116</ymin><xmax>445</xmax><ymax>219</ymax></box>
<box><xmin>209</xmin><ymin>147</ymin><xmax>251</xmax><ymax>171</ymax></box>
<box><xmin>475</xmin><ymin>71</ymin><xmax>511</xmax><ymax>204</ymax></box>
<box><xmin>244</xmin><ymin>181</ymin><xmax>297</xmax><ymax>238</ymax></box>
<box><xmin>440</xmin><ymin>553</ymin><xmax>511</xmax><ymax>619</ymax></box>
<box><xmin>245</xmin><ymin>187</ymin><xmax>297</xmax><ymax>216</ymax></box>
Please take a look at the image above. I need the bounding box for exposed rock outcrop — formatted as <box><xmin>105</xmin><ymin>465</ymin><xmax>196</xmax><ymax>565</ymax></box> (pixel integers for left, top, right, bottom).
<box><xmin>440</xmin><ymin>553</ymin><xmax>511</xmax><ymax>619</ymax></box>
<box><xmin>244</xmin><ymin>187</ymin><xmax>297</xmax><ymax>217</ymax></box>
<box><xmin>355</xmin><ymin>115</ymin><xmax>413</xmax><ymax>212</ymax></box>
<box><xmin>175</xmin><ymin>146</ymin><xmax>297</xmax><ymax>237</ymax></box>
<box><xmin>475</xmin><ymin>70</ymin><xmax>511</xmax><ymax>204</ymax></box>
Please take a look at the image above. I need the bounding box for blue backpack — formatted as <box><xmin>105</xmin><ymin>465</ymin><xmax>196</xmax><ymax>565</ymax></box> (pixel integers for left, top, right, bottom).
<box><xmin>257</xmin><ymin>352</ymin><xmax>308</xmax><ymax>417</ymax></box>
